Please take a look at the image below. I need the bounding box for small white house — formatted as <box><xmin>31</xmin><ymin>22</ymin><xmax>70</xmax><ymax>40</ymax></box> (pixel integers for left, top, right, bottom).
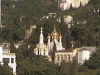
<box><xmin>58</xmin><ymin>0</ymin><xmax>89</xmax><ymax>10</ymax></box>
<box><xmin>78</xmin><ymin>47</ymin><xmax>96</xmax><ymax>64</ymax></box>
<box><xmin>0</xmin><ymin>43</ymin><xmax>17</xmax><ymax>75</ymax></box>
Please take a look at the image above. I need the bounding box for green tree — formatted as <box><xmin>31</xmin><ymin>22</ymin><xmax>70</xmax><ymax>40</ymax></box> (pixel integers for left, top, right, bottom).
<box><xmin>0</xmin><ymin>63</ymin><xmax>13</xmax><ymax>75</ymax></box>
<box><xmin>83</xmin><ymin>48</ymin><xmax>100</xmax><ymax>69</ymax></box>
<box><xmin>60</xmin><ymin>61</ymin><xmax>73</xmax><ymax>75</ymax></box>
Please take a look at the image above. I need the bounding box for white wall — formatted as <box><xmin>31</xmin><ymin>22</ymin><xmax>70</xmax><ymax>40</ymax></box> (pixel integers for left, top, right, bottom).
<box><xmin>2</xmin><ymin>55</ymin><xmax>16</xmax><ymax>75</ymax></box>
<box><xmin>0</xmin><ymin>46</ymin><xmax>3</xmax><ymax>62</ymax></box>
<box><xmin>0</xmin><ymin>46</ymin><xmax>16</xmax><ymax>75</ymax></box>
<box><xmin>78</xmin><ymin>51</ymin><xmax>82</xmax><ymax>64</ymax></box>
<box><xmin>58</xmin><ymin>0</ymin><xmax>89</xmax><ymax>10</ymax></box>
<box><xmin>0</xmin><ymin>46</ymin><xmax>2</xmax><ymax>55</ymax></box>
<box><xmin>78</xmin><ymin>50</ymin><xmax>90</xmax><ymax>64</ymax></box>
<box><xmin>82</xmin><ymin>51</ymin><xmax>90</xmax><ymax>61</ymax></box>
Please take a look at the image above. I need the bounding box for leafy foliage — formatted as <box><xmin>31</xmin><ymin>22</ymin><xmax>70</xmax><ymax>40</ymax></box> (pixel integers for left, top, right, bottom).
<box><xmin>0</xmin><ymin>63</ymin><xmax>13</xmax><ymax>75</ymax></box>
<box><xmin>1</xmin><ymin>0</ymin><xmax>100</xmax><ymax>48</ymax></box>
<box><xmin>1</xmin><ymin>0</ymin><xmax>100</xmax><ymax>75</ymax></box>
<box><xmin>78</xmin><ymin>48</ymin><xmax>100</xmax><ymax>75</ymax></box>
<box><xmin>16</xmin><ymin>44</ymin><xmax>59</xmax><ymax>75</ymax></box>
<box><xmin>83</xmin><ymin>48</ymin><xmax>100</xmax><ymax>69</ymax></box>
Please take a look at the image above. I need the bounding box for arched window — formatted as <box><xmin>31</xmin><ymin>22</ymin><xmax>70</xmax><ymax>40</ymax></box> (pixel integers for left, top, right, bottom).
<box><xmin>68</xmin><ymin>55</ymin><xmax>70</xmax><ymax>61</ymax></box>
<box><xmin>11</xmin><ymin>58</ymin><xmax>14</xmax><ymax>63</ymax></box>
<box><xmin>40</xmin><ymin>51</ymin><xmax>41</xmax><ymax>55</ymax></box>
<box><xmin>38</xmin><ymin>49</ymin><xmax>39</xmax><ymax>55</ymax></box>
<box><xmin>61</xmin><ymin>55</ymin><xmax>63</xmax><ymax>60</ymax></box>
<box><xmin>64</xmin><ymin>54</ymin><xmax>67</xmax><ymax>61</ymax></box>
<box><xmin>44</xmin><ymin>49</ymin><xmax>45</xmax><ymax>55</ymax></box>
<box><xmin>57</xmin><ymin>55</ymin><xmax>60</xmax><ymax>61</ymax></box>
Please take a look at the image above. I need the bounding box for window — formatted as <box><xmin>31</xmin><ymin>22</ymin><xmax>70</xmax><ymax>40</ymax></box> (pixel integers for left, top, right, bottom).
<box><xmin>65</xmin><ymin>55</ymin><xmax>67</xmax><ymax>61</ymax></box>
<box><xmin>3</xmin><ymin>49</ymin><xmax>9</xmax><ymax>54</ymax></box>
<box><xmin>38</xmin><ymin>49</ymin><xmax>39</xmax><ymax>55</ymax></box>
<box><xmin>40</xmin><ymin>52</ymin><xmax>41</xmax><ymax>55</ymax></box>
<box><xmin>57</xmin><ymin>55</ymin><xmax>60</xmax><ymax>61</ymax></box>
<box><xmin>44</xmin><ymin>49</ymin><xmax>45</xmax><ymax>55</ymax></box>
<box><xmin>11</xmin><ymin>58</ymin><xmax>14</xmax><ymax>63</ymax></box>
<box><xmin>68</xmin><ymin>55</ymin><xmax>70</xmax><ymax>61</ymax></box>
<box><xmin>61</xmin><ymin>55</ymin><xmax>63</xmax><ymax>60</ymax></box>
<box><xmin>3</xmin><ymin>58</ymin><xmax>9</xmax><ymax>63</ymax></box>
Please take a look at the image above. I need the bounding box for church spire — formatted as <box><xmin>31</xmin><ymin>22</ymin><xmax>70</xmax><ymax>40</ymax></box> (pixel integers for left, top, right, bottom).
<box><xmin>53</xmin><ymin>24</ymin><xmax>57</xmax><ymax>33</ymax></box>
<box><xmin>39</xmin><ymin>27</ymin><xmax>44</xmax><ymax>44</ymax></box>
<box><xmin>54</xmin><ymin>25</ymin><xmax>56</xmax><ymax>32</ymax></box>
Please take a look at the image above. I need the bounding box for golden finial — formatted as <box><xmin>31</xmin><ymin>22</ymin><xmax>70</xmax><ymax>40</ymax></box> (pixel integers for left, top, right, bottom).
<box><xmin>54</xmin><ymin>24</ymin><xmax>56</xmax><ymax>31</ymax></box>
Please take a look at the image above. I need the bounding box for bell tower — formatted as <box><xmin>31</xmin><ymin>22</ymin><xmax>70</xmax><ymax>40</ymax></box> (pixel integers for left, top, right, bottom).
<box><xmin>39</xmin><ymin>27</ymin><xmax>44</xmax><ymax>44</ymax></box>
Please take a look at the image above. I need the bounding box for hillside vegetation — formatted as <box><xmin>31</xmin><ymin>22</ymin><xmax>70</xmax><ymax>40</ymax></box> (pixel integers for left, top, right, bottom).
<box><xmin>1</xmin><ymin>0</ymin><xmax>100</xmax><ymax>48</ymax></box>
<box><xmin>0</xmin><ymin>0</ymin><xmax>100</xmax><ymax>75</ymax></box>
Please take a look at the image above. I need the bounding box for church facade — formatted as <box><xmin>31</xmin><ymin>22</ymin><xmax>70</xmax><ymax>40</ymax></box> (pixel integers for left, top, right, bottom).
<box><xmin>34</xmin><ymin>27</ymin><xmax>77</xmax><ymax>65</ymax></box>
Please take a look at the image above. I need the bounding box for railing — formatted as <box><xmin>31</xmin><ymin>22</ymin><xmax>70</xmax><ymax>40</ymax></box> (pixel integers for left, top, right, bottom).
<box><xmin>2</xmin><ymin>53</ymin><xmax>15</xmax><ymax>56</ymax></box>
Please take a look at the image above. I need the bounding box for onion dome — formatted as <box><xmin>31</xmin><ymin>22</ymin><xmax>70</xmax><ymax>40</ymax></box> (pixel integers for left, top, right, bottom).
<box><xmin>51</xmin><ymin>26</ymin><xmax>59</xmax><ymax>38</ymax></box>
<box><xmin>59</xmin><ymin>33</ymin><xmax>62</xmax><ymax>39</ymax></box>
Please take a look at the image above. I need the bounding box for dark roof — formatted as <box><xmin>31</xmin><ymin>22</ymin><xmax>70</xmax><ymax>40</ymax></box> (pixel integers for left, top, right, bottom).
<box><xmin>2</xmin><ymin>47</ymin><xmax>10</xmax><ymax>50</ymax></box>
<box><xmin>79</xmin><ymin>48</ymin><xmax>90</xmax><ymax>51</ymax></box>
<box><xmin>3</xmin><ymin>47</ymin><xmax>10</xmax><ymax>49</ymax></box>
<box><xmin>56</xmin><ymin>49</ymin><xmax>74</xmax><ymax>52</ymax></box>
<box><xmin>78</xmin><ymin>46</ymin><xmax>96</xmax><ymax>53</ymax></box>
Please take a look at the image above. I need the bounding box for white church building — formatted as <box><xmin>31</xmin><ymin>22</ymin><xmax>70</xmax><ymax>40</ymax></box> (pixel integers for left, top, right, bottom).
<box><xmin>34</xmin><ymin>27</ymin><xmax>78</xmax><ymax>65</ymax></box>
<box><xmin>34</xmin><ymin>27</ymin><xmax>65</xmax><ymax>57</ymax></box>
<box><xmin>0</xmin><ymin>43</ymin><xmax>17</xmax><ymax>75</ymax></box>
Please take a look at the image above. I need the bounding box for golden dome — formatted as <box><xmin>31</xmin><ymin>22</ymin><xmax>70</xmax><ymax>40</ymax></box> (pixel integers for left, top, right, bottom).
<box><xmin>51</xmin><ymin>26</ymin><xmax>59</xmax><ymax>38</ymax></box>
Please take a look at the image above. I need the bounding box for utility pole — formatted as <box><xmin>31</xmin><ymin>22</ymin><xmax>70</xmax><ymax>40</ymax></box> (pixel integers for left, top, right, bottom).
<box><xmin>0</xmin><ymin>0</ymin><xmax>1</xmax><ymax>42</ymax></box>
<box><xmin>0</xmin><ymin>0</ymin><xmax>1</xmax><ymax>26</ymax></box>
